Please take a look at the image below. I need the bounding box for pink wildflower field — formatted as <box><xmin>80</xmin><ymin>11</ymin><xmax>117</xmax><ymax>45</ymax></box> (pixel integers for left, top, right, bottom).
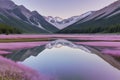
<box><xmin>0</xmin><ymin>34</ymin><xmax>120</xmax><ymax>56</ymax></box>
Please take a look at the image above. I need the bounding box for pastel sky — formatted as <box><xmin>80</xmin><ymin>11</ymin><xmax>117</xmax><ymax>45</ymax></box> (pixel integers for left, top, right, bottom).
<box><xmin>12</xmin><ymin>0</ymin><xmax>117</xmax><ymax>19</ymax></box>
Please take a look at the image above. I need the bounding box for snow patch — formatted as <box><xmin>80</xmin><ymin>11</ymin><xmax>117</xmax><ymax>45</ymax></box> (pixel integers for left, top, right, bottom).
<box><xmin>37</xmin><ymin>22</ymin><xmax>46</xmax><ymax>30</ymax></box>
<box><xmin>45</xmin><ymin>11</ymin><xmax>92</xmax><ymax>29</ymax></box>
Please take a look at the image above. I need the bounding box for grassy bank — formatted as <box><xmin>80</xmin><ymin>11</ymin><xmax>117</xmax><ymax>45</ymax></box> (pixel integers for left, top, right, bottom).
<box><xmin>0</xmin><ymin>38</ymin><xmax>52</xmax><ymax>43</ymax></box>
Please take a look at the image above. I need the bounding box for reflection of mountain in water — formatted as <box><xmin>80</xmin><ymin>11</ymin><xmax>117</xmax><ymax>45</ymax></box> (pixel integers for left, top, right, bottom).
<box><xmin>7</xmin><ymin>39</ymin><xmax>91</xmax><ymax>61</ymax></box>
<box><xmin>6</xmin><ymin>39</ymin><xmax>120</xmax><ymax>71</ymax></box>
<box><xmin>46</xmin><ymin>39</ymin><xmax>91</xmax><ymax>53</ymax></box>
<box><xmin>22</xmin><ymin>40</ymin><xmax>120</xmax><ymax>80</ymax></box>
<box><xmin>6</xmin><ymin>45</ymin><xmax>45</xmax><ymax>61</ymax></box>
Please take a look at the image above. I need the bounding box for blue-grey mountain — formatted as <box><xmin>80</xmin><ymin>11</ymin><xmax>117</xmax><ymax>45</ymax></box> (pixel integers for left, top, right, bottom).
<box><xmin>58</xmin><ymin>0</ymin><xmax>120</xmax><ymax>33</ymax></box>
<box><xmin>0</xmin><ymin>0</ymin><xmax>59</xmax><ymax>33</ymax></box>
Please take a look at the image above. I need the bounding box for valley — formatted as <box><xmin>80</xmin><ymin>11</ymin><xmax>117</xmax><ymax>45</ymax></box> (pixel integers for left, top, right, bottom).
<box><xmin>0</xmin><ymin>0</ymin><xmax>120</xmax><ymax>80</ymax></box>
<box><xmin>1</xmin><ymin>0</ymin><xmax>120</xmax><ymax>34</ymax></box>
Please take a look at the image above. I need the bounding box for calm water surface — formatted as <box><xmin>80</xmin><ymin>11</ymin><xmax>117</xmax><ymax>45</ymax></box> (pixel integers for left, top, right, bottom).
<box><xmin>20</xmin><ymin>40</ymin><xmax>120</xmax><ymax>80</ymax></box>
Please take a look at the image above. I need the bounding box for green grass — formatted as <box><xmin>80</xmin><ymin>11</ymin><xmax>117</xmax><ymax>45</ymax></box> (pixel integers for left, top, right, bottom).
<box><xmin>0</xmin><ymin>38</ymin><xmax>54</xmax><ymax>43</ymax></box>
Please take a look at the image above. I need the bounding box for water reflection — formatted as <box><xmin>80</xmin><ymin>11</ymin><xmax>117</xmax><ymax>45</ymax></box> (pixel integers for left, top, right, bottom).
<box><xmin>6</xmin><ymin>45</ymin><xmax>45</xmax><ymax>61</ymax></box>
<box><xmin>14</xmin><ymin>39</ymin><xmax>120</xmax><ymax>80</ymax></box>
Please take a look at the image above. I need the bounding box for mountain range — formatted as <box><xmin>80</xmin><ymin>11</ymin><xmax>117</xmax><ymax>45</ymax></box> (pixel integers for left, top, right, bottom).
<box><xmin>0</xmin><ymin>0</ymin><xmax>120</xmax><ymax>34</ymax></box>
<box><xmin>0</xmin><ymin>0</ymin><xmax>58</xmax><ymax>33</ymax></box>
<box><xmin>59</xmin><ymin>0</ymin><xmax>120</xmax><ymax>33</ymax></box>
<box><xmin>45</xmin><ymin>11</ymin><xmax>92</xmax><ymax>29</ymax></box>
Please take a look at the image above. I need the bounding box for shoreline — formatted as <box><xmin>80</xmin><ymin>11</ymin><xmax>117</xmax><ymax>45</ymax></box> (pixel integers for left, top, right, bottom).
<box><xmin>85</xmin><ymin>46</ymin><xmax>120</xmax><ymax>70</ymax></box>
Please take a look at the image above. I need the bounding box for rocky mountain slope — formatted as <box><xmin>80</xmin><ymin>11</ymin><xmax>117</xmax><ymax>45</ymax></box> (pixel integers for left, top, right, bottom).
<box><xmin>59</xmin><ymin>0</ymin><xmax>120</xmax><ymax>33</ymax></box>
<box><xmin>0</xmin><ymin>0</ymin><xmax>59</xmax><ymax>33</ymax></box>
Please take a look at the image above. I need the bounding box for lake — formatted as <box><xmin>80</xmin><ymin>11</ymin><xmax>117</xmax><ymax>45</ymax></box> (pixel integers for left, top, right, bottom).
<box><xmin>4</xmin><ymin>34</ymin><xmax>120</xmax><ymax>80</ymax></box>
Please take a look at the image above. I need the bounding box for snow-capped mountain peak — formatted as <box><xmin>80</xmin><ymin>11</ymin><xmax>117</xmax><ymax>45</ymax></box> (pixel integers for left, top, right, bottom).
<box><xmin>79</xmin><ymin>11</ymin><xmax>93</xmax><ymax>19</ymax></box>
<box><xmin>54</xmin><ymin>17</ymin><xmax>63</xmax><ymax>22</ymax></box>
<box><xmin>45</xmin><ymin>11</ymin><xmax>93</xmax><ymax>29</ymax></box>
